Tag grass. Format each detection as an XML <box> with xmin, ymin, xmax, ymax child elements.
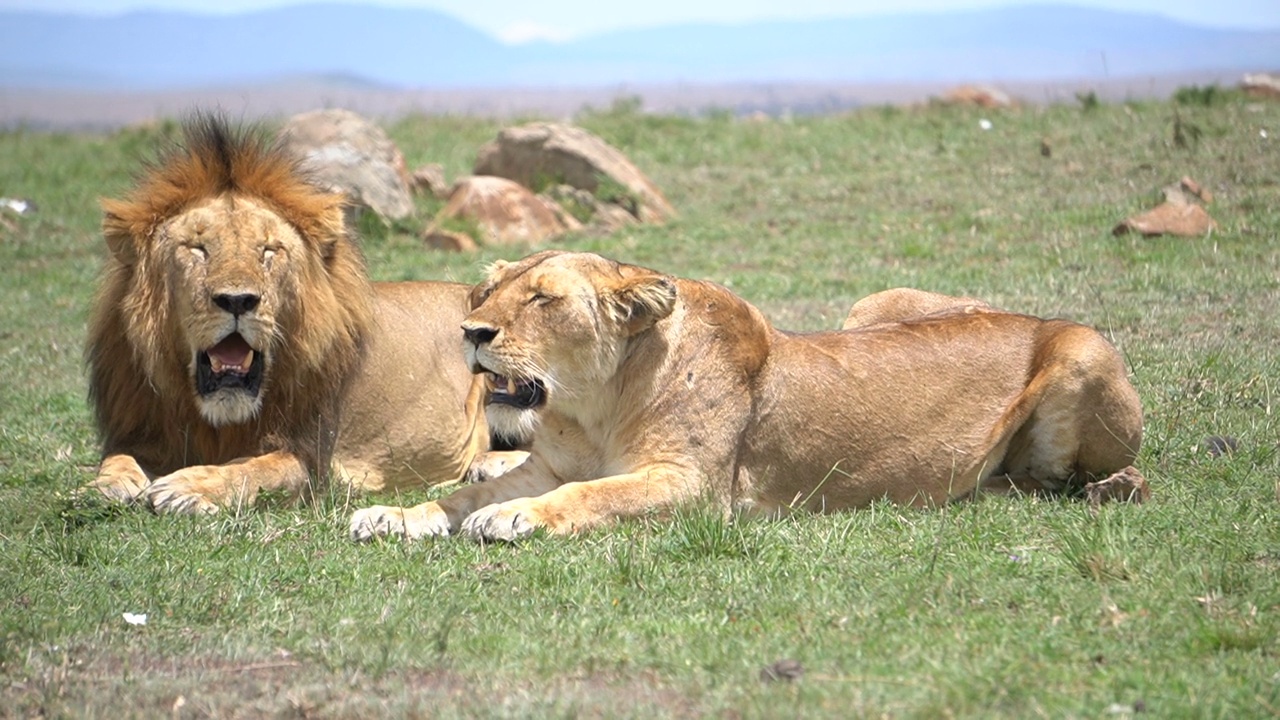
<box><xmin>2</xmin><ymin>94</ymin><xmax>1279</xmax><ymax>717</ymax></box>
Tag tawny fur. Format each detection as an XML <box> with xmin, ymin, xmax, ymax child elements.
<box><xmin>842</xmin><ymin>287</ymin><xmax>993</xmax><ymax>329</ymax></box>
<box><xmin>350</xmin><ymin>252</ymin><xmax>1145</xmax><ymax>542</ymax></box>
<box><xmin>85</xmin><ymin>115</ymin><xmax>491</xmax><ymax>513</ymax></box>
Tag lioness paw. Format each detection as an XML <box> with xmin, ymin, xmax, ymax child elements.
<box><xmin>460</xmin><ymin>500</ymin><xmax>543</xmax><ymax>542</ymax></box>
<box><xmin>349</xmin><ymin>503</ymin><xmax>450</xmax><ymax>542</ymax></box>
<box><xmin>463</xmin><ymin>450</ymin><xmax>532</xmax><ymax>484</ymax></box>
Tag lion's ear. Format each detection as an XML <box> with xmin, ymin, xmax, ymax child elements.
<box><xmin>100</xmin><ymin>199</ymin><xmax>141</xmax><ymax>265</ymax></box>
<box><xmin>469</xmin><ymin>259</ymin><xmax>510</xmax><ymax>309</ymax></box>
<box><xmin>607</xmin><ymin>274</ymin><xmax>677</xmax><ymax>335</ymax></box>
<box><xmin>468</xmin><ymin>282</ymin><xmax>491</xmax><ymax>311</ymax></box>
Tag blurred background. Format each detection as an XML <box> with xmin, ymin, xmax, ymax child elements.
<box><xmin>1</xmin><ymin>0</ymin><xmax>1278</xmax><ymax>128</ymax></box>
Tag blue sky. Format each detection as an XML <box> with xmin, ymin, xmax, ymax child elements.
<box><xmin>5</xmin><ymin>0</ymin><xmax>1277</xmax><ymax>41</ymax></box>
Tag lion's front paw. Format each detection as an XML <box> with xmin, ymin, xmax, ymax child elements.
<box><xmin>80</xmin><ymin>474</ymin><xmax>147</xmax><ymax>505</ymax></box>
<box><xmin>142</xmin><ymin>466</ymin><xmax>234</xmax><ymax>515</ymax></box>
<box><xmin>349</xmin><ymin>503</ymin><xmax>451</xmax><ymax>542</ymax></box>
<box><xmin>460</xmin><ymin>500</ymin><xmax>544</xmax><ymax>542</ymax></box>
<box><xmin>143</xmin><ymin>476</ymin><xmax>221</xmax><ymax>515</ymax></box>
<box><xmin>81</xmin><ymin>455</ymin><xmax>151</xmax><ymax>504</ymax></box>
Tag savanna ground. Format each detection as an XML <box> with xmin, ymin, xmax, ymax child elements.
<box><xmin>1</xmin><ymin>91</ymin><xmax>1278</xmax><ymax>718</ymax></box>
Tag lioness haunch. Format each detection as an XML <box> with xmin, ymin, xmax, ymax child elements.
<box><xmin>350</xmin><ymin>251</ymin><xmax>1145</xmax><ymax>542</ymax></box>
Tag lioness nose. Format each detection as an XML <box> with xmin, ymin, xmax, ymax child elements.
<box><xmin>462</xmin><ymin>323</ymin><xmax>498</xmax><ymax>346</ymax></box>
<box><xmin>213</xmin><ymin>292</ymin><xmax>260</xmax><ymax>316</ymax></box>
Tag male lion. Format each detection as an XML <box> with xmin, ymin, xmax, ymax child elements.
<box><xmin>83</xmin><ymin>115</ymin><xmax>495</xmax><ymax>513</ymax></box>
<box><xmin>349</xmin><ymin>251</ymin><xmax>1145</xmax><ymax>542</ymax></box>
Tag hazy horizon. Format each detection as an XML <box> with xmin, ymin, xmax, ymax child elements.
<box><xmin>1</xmin><ymin>0</ymin><xmax>1276</xmax><ymax>43</ymax></box>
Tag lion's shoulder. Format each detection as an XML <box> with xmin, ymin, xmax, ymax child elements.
<box><xmin>671</xmin><ymin>279</ymin><xmax>772</xmax><ymax>377</ymax></box>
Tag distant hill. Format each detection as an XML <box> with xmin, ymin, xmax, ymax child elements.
<box><xmin>1</xmin><ymin>3</ymin><xmax>1277</xmax><ymax>89</ymax></box>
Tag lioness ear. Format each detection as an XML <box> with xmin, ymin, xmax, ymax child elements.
<box><xmin>607</xmin><ymin>274</ymin><xmax>677</xmax><ymax>335</ymax></box>
<box><xmin>468</xmin><ymin>282</ymin><xmax>491</xmax><ymax>311</ymax></box>
<box><xmin>100</xmin><ymin>198</ymin><xmax>141</xmax><ymax>265</ymax></box>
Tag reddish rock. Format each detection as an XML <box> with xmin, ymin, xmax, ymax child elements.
<box><xmin>432</xmin><ymin>176</ymin><xmax>580</xmax><ymax>247</ymax></box>
<box><xmin>474</xmin><ymin>122</ymin><xmax>675</xmax><ymax>224</ymax></box>
<box><xmin>939</xmin><ymin>84</ymin><xmax>1015</xmax><ymax>108</ymax></box>
<box><xmin>422</xmin><ymin>228</ymin><xmax>477</xmax><ymax>253</ymax></box>
<box><xmin>1241</xmin><ymin>72</ymin><xmax>1280</xmax><ymax>99</ymax></box>
<box><xmin>1113</xmin><ymin>202</ymin><xmax>1217</xmax><ymax>237</ymax></box>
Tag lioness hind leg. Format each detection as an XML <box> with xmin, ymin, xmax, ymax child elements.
<box><xmin>995</xmin><ymin>326</ymin><xmax>1143</xmax><ymax>498</ymax></box>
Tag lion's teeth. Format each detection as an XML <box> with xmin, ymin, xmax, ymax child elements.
<box><xmin>243</xmin><ymin>350</ymin><xmax>254</xmax><ymax>371</ymax></box>
<box><xmin>506</xmin><ymin>378</ymin><xmax>516</xmax><ymax>395</ymax></box>
<box><xmin>211</xmin><ymin>357</ymin><xmax>225</xmax><ymax>373</ymax></box>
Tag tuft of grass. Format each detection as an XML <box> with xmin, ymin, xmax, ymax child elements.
<box><xmin>660</xmin><ymin>503</ymin><xmax>760</xmax><ymax>561</ymax></box>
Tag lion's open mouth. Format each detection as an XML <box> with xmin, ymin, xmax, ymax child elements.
<box><xmin>195</xmin><ymin>332</ymin><xmax>264</xmax><ymax>397</ymax></box>
<box><xmin>484</xmin><ymin>372</ymin><xmax>547</xmax><ymax>409</ymax></box>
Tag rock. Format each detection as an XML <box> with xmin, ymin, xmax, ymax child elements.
<box><xmin>1174</xmin><ymin>176</ymin><xmax>1212</xmax><ymax>204</ymax></box>
<box><xmin>1241</xmin><ymin>72</ymin><xmax>1280</xmax><ymax>99</ymax></box>
<box><xmin>538</xmin><ymin>184</ymin><xmax>641</xmax><ymax>234</ymax></box>
<box><xmin>474</xmin><ymin>122</ymin><xmax>676</xmax><ymax>224</ymax></box>
<box><xmin>411</xmin><ymin>163</ymin><xmax>450</xmax><ymax>199</ymax></box>
<box><xmin>589</xmin><ymin>203</ymin><xmax>641</xmax><ymax>233</ymax></box>
<box><xmin>760</xmin><ymin>659</ymin><xmax>804</xmax><ymax>683</ymax></box>
<box><xmin>422</xmin><ymin>228</ymin><xmax>477</xmax><ymax>253</ymax></box>
<box><xmin>1084</xmin><ymin>466</ymin><xmax>1150</xmax><ymax>508</ymax></box>
<box><xmin>431</xmin><ymin>176</ymin><xmax>580</xmax><ymax>247</ymax></box>
<box><xmin>1114</xmin><ymin>176</ymin><xmax>1217</xmax><ymax>237</ymax></box>
<box><xmin>939</xmin><ymin>84</ymin><xmax>1016</xmax><ymax>108</ymax></box>
<box><xmin>1202</xmin><ymin>436</ymin><xmax>1239</xmax><ymax>458</ymax></box>
<box><xmin>0</xmin><ymin>197</ymin><xmax>37</xmax><ymax>215</ymax></box>
<box><xmin>278</xmin><ymin>109</ymin><xmax>414</xmax><ymax>221</ymax></box>
<box><xmin>1113</xmin><ymin>202</ymin><xmax>1217</xmax><ymax>237</ymax></box>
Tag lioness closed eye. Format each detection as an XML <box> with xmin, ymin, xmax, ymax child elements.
<box><xmin>82</xmin><ymin>114</ymin><xmax>501</xmax><ymax>514</ymax></box>
<box><xmin>350</xmin><ymin>250</ymin><xmax>1145</xmax><ymax>542</ymax></box>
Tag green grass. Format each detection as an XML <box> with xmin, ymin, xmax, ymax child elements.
<box><xmin>2</xmin><ymin>95</ymin><xmax>1279</xmax><ymax>717</ymax></box>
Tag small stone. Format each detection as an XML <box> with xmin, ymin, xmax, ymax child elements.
<box><xmin>760</xmin><ymin>658</ymin><xmax>804</xmax><ymax>683</ymax></box>
<box><xmin>422</xmin><ymin>228</ymin><xmax>477</xmax><ymax>253</ymax></box>
<box><xmin>1085</xmin><ymin>466</ymin><xmax>1150</xmax><ymax>508</ymax></box>
<box><xmin>1203</xmin><ymin>436</ymin><xmax>1239</xmax><ymax>458</ymax></box>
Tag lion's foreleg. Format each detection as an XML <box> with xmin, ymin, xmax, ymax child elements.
<box><xmin>83</xmin><ymin>453</ymin><xmax>154</xmax><ymax>503</ymax></box>
<box><xmin>349</xmin><ymin>458</ymin><xmax>558</xmax><ymax>541</ymax></box>
<box><xmin>143</xmin><ymin>451</ymin><xmax>310</xmax><ymax>515</ymax></box>
<box><xmin>460</xmin><ymin>464</ymin><xmax>704</xmax><ymax>542</ymax></box>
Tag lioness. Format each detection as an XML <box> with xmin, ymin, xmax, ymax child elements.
<box><xmin>83</xmin><ymin>115</ymin><xmax>495</xmax><ymax>513</ymax></box>
<box><xmin>349</xmin><ymin>251</ymin><xmax>1144</xmax><ymax>542</ymax></box>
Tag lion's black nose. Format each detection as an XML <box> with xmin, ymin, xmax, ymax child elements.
<box><xmin>213</xmin><ymin>293</ymin><xmax>260</xmax><ymax>316</ymax></box>
<box><xmin>462</xmin><ymin>323</ymin><xmax>498</xmax><ymax>346</ymax></box>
